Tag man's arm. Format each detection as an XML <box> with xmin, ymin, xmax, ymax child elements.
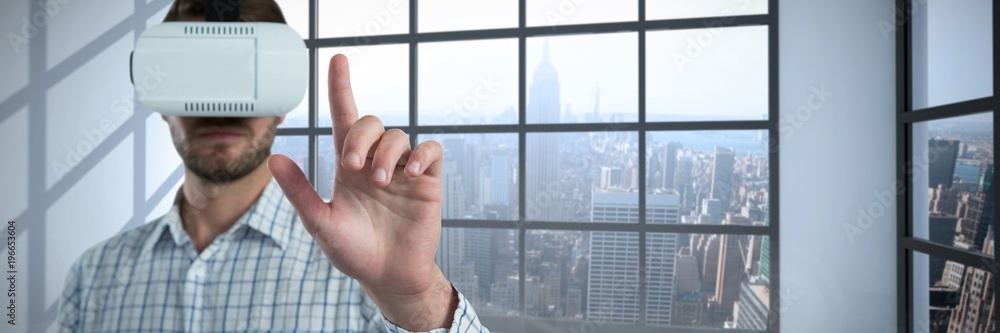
<box><xmin>363</xmin><ymin>283</ymin><xmax>489</xmax><ymax>333</ymax></box>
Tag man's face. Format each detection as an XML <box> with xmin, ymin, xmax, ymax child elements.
<box><xmin>165</xmin><ymin>116</ymin><xmax>283</xmax><ymax>183</ymax></box>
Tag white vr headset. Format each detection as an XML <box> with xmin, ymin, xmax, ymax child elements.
<box><xmin>131</xmin><ymin>1</ymin><xmax>307</xmax><ymax>117</ymax></box>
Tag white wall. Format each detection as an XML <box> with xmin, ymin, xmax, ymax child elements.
<box><xmin>0</xmin><ymin>1</ymin><xmax>178</xmax><ymax>332</ymax></box>
<box><xmin>779</xmin><ymin>0</ymin><xmax>897</xmax><ymax>332</ymax></box>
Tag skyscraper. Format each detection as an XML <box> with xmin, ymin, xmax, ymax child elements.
<box><xmin>588</xmin><ymin>189</ymin><xmax>679</xmax><ymax>324</ymax></box>
<box><xmin>527</xmin><ymin>39</ymin><xmax>563</xmax><ymax>221</ymax></box>
<box><xmin>758</xmin><ymin>207</ymin><xmax>771</xmax><ymax>284</ymax></box>
<box><xmin>947</xmin><ymin>228</ymin><xmax>995</xmax><ymax>333</ymax></box>
<box><xmin>928</xmin><ymin>139</ymin><xmax>960</xmax><ymax>189</ymax></box>
<box><xmin>734</xmin><ymin>281</ymin><xmax>770</xmax><ymax>330</ymax></box>
<box><xmin>713</xmin><ymin>226</ymin><xmax>749</xmax><ymax>321</ymax></box>
<box><xmin>662</xmin><ymin>142</ymin><xmax>683</xmax><ymax>190</ymax></box>
<box><xmin>647</xmin><ymin>191</ymin><xmax>681</xmax><ymax>325</ymax></box>
<box><xmin>711</xmin><ymin>147</ymin><xmax>736</xmax><ymax>211</ymax></box>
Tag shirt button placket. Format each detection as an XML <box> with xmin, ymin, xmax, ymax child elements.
<box><xmin>186</xmin><ymin>258</ymin><xmax>206</xmax><ymax>333</ymax></box>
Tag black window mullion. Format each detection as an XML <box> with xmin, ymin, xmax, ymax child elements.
<box><xmin>307</xmin><ymin>0</ymin><xmax>318</xmax><ymax>186</ymax></box>
<box><xmin>409</xmin><ymin>0</ymin><xmax>418</xmax><ymax>149</ymax></box>
<box><xmin>767</xmin><ymin>0</ymin><xmax>781</xmax><ymax>330</ymax></box>
<box><xmin>637</xmin><ymin>0</ymin><xmax>648</xmax><ymax>325</ymax></box>
<box><xmin>304</xmin><ymin>15</ymin><xmax>773</xmax><ymax>48</ymax></box>
<box><xmin>517</xmin><ymin>0</ymin><xmax>527</xmax><ymax>319</ymax></box>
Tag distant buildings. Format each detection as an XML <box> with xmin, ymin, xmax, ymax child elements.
<box><xmin>928</xmin><ymin>139</ymin><xmax>961</xmax><ymax>189</ymax></box>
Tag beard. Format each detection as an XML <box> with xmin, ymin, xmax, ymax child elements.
<box><xmin>170</xmin><ymin>117</ymin><xmax>279</xmax><ymax>184</ymax></box>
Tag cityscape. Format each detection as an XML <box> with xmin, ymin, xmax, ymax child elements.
<box><xmin>428</xmin><ymin>41</ymin><xmax>772</xmax><ymax>329</ymax></box>
<box><xmin>921</xmin><ymin>114</ymin><xmax>995</xmax><ymax>333</ymax></box>
<box><xmin>272</xmin><ymin>41</ymin><xmax>774</xmax><ymax>329</ymax></box>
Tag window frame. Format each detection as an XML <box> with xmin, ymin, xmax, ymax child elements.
<box><xmin>277</xmin><ymin>1</ymin><xmax>780</xmax><ymax>331</ymax></box>
<box><xmin>896</xmin><ymin>0</ymin><xmax>999</xmax><ymax>332</ymax></box>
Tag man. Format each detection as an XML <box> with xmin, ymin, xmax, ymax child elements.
<box><xmin>56</xmin><ymin>1</ymin><xmax>488</xmax><ymax>332</ymax></box>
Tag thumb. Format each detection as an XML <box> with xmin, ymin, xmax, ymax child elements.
<box><xmin>268</xmin><ymin>154</ymin><xmax>327</xmax><ymax>230</ymax></box>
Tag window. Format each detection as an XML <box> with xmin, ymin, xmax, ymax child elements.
<box><xmin>277</xmin><ymin>1</ymin><xmax>777</xmax><ymax>331</ymax></box>
<box><xmin>898</xmin><ymin>0</ymin><xmax>997</xmax><ymax>332</ymax></box>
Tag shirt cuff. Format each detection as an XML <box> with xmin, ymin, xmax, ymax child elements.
<box><xmin>382</xmin><ymin>284</ymin><xmax>488</xmax><ymax>333</ymax></box>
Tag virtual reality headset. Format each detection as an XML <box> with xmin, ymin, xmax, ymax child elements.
<box><xmin>130</xmin><ymin>1</ymin><xmax>307</xmax><ymax>117</ymax></box>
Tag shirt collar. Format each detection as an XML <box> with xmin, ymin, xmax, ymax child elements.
<box><xmin>143</xmin><ymin>178</ymin><xmax>297</xmax><ymax>253</ymax></box>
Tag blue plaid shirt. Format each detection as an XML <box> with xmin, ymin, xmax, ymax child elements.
<box><xmin>56</xmin><ymin>179</ymin><xmax>488</xmax><ymax>332</ymax></box>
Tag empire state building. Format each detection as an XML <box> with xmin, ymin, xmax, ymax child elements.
<box><xmin>527</xmin><ymin>40</ymin><xmax>563</xmax><ymax>221</ymax></box>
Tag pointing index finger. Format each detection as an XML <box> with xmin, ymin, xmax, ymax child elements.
<box><xmin>329</xmin><ymin>54</ymin><xmax>359</xmax><ymax>155</ymax></box>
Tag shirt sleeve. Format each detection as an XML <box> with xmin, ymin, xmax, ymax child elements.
<box><xmin>56</xmin><ymin>256</ymin><xmax>84</xmax><ymax>333</ymax></box>
<box><xmin>380</xmin><ymin>285</ymin><xmax>489</xmax><ymax>333</ymax></box>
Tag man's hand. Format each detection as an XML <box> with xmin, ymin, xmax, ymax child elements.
<box><xmin>268</xmin><ymin>54</ymin><xmax>456</xmax><ymax>331</ymax></box>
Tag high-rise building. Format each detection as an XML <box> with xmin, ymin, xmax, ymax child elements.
<box><xmin>647</xmin><ymin>191</ymin><xmax>681</xmax><ymax>325</ymax></box>
<box><xmin>674</xmin><ymin>249</ymin><xmax>701</xmax><ymax>295</ymax></box>
<box><xmin>711</xmin><ymin>147</ymin><xmax>736</xmax><ymax>211</ymax></box>
<box><xmin>947</xmin><ymin>229</ymin><xmax>995</xmax><ymax>333</ymax></box>
<box><xmin>713</xmin><ymin>230</ymin><xmax>748</xmax><ymax>321</ymax></box>
<box><xmin>956</xmin><ymin>192</ymin><xmax>993</xmax><ymax>251</ymax></box>
<box><xmin>436</xmin><ymin>228</ymin><xmax>495</xmax><ymax>304</ymax></box>
<box><xmin>746</xmin><ymin>222</ymin><xmax>766</xmax><ymax>278</ymax></box>
<box><xmin>928</xmin><ymin>139</ymin><xmax>960</xmax><ymax>189</ymax></box>
<box><xmin>758</xmin><ymin>207</ymin><xmax>771</xmax><ymax>284</ymax></box>
<box><xmin>442</xmin><ymin>160</ymin><xmax>465</xmax><ymax>219</ymax></box>
<box><xmin>659</xmin><ymin>142</ymin><xmax>683</xmax><ymax>190</ymax></box>
<box><xmin>672</xmin><ymin>292</ymin><xmax>707</xmax><ymax>327</ymax></box>
<box><xmin>489</xmin><ymin>148</ymin><xmax>512</xmax><ymax>205</ymax></box>
<box><xmin>701</xmin><ymin>198</ymin><xmax>722</xmax><ymax>224</ymax></box>
<box><xmin>588</xmin><ymin>189</ymin><xmax>679</xmax><ymax>324</ymax></box>
<box><xmin>699</xmin><ymin>235</ymin><xmax>721</xmax><ymax>295</ymax></box>
<box><xmin>734</xmin><ymin>282</ymin><xmax>770</xmax><ymax>330</ymax></box>
<box><xmin>674</xmin><ymin>155</ymin><xmax>694</xmax><ymax>211</ymax></box>
<box><xmin>527</xmin><ymin>39</ymin><xmax>562</xmax><ymax>221</ymax></box>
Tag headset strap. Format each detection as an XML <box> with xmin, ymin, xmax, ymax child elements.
<box><xmin>205</xmin><ymin>0</ymin><xmax>240</xmax><ymax>22</ymax></box>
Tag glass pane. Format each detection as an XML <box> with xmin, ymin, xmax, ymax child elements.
<box><xmin>646</xmin><ymin>26</ymin><xmax>768</xmax><ymax>122</ymax></box>
<box><xmin>526</xmin><ymin>230</ymin><xmax>640</xmax><ymax>322</ymax></box>
<box><xmin>649</xmin><ymin>233</ymin><xmax>771</xmax><ymax>328</ymax></box>
<box><xmin>912</xmin><ymin>250</ymin><xmax>995</xmax><ymax>332</ymax></box>
<box><xmin>527</xmin><ymin>0</ymin><xmax>637</xmax><ymax>26</ymax></box>
<box><xmin>317</xmin><ymin>136</ymin><xmax>336</xmax><ymax>200</ymax></box>
<box><xmin>418</xmin><ymin>39</ymin><xmax>519</xmax><ymax>126</ymax></box>
<box><xmin>318</xmin><ymin>0</ymin><xmax>409</xmax><ymax>38</ymax></box>
<box><xmin>646</xmin><ymin>0</ymin><xmax>768</xmax><ymax>20</ymax></box>
<box><xmin>419</xmin><ymin>0</ymin><xmax>518</xmax><ymax>32</ymax></box>
<box><xmin>526</xmin><ymin>33</ymin><xmax>638</xmax><ymax>124</ymax></box>
<box><xmin>437</xmin><ymin>228</ymin><xmax>520</xmax><ymax>316</ymax></box>
<box><xmin>911</xmin><ymin>0</ymin><xmax>993</xmax><ymax>109</ymax></box>
<box><xmin>526</xmin><ymin>132</ymin><xmax>639</xmax><ymax>222</ymax></box>
<box><xmin>418</xmin><ymin>134</ymin><xmax>519</xmax><ymax>220</ymax></box>
<box><xmin>912</xmin><ymin>112</ymin><xmax>994</xmax><ymax>256</ymax></box>
<box><xmin>274</xmin><ymin>0</ymin><xmax>309</xmax><ymax>39</ymax></box>
<box><xmin>647</xmin><ymin>131</ymin><xmax>770</xmax><ymax>225</ymax></box>
<box><xmin>271</xmin><ymin>136</ymin><xmax>309</xmax><ymax>177</ymax></box>
<box><xmin>318</xmin><ymin>45</ymin><xmax>409</xmax><ymax>128</ymax></box>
